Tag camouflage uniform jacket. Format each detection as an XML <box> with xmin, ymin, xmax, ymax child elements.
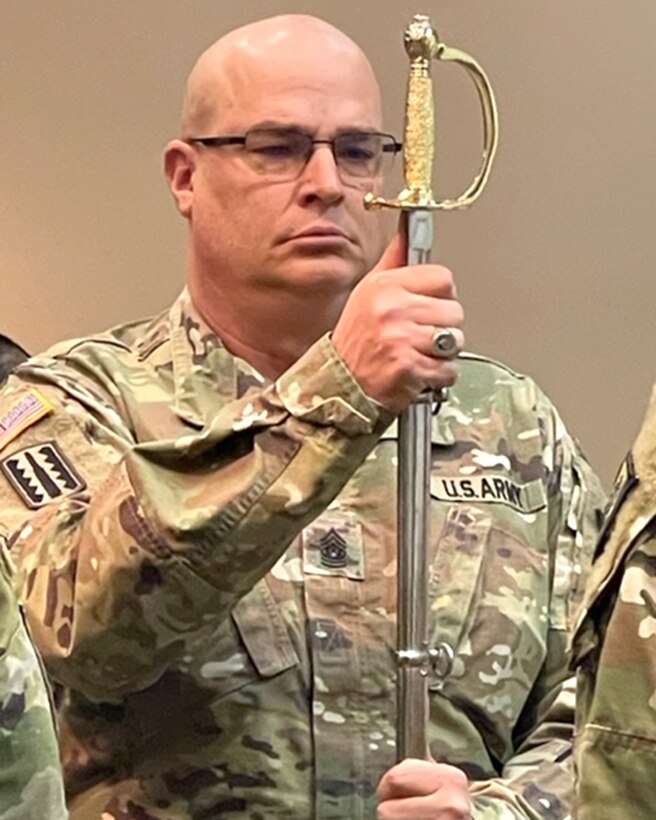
<box><xmin>0</xmin><ymin>355</ymin><xmax>67</xmax><ymax>819</ymax></box>
<box><xmin>0</xmin><ymin>545</ymin><xmax>67</xmax><ymax>819</ymax></box>
<box><xmin>0</xmin><ymin>290</ymin><xmax>604</xmax><ymax>820</ymax></box>
<box><xmin>572</xmin><ymin>385</ymin><xmax>656</xmax><ymax>820</ymax></box>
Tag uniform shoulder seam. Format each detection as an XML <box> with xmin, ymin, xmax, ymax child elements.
<box><xmin>459</xmin><ymin>351</ymin><xmax>530</xmax><ymax>381</ymax></box>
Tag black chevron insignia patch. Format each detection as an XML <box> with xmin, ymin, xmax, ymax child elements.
<box><xmin>1</xmin><ymin>441</ymin><xmax>86</xmax><ymax>509</ymax></box>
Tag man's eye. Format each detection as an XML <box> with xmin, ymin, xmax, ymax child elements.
<box><xmin>251</xmin><ymin>142</ymin><xmax>295</xmax><ymax>157</ymax></box>
<box><xmin>339</xmin><ymin>144</ymin><xmax>376</xmax><ymax>162</ymax></box>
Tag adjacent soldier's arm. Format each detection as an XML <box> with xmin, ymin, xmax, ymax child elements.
<box><xmin>573</xmin><ymin>385</ymin><xmax>656</xmax><ymax>820</ymax></box>
<box><xmin>468</xmin><ymin>395</ymin><xmax>606</xmax><ymax>818</ymax></box>
<box><xmin>0</xmin><ymin>539</ymin><xmax>67</xmax><ymax>819</ymax></box>
<box><xmin>0</xmin><ymin>336</ymin><xmax>391</xmax><ymax>702</ymax></box>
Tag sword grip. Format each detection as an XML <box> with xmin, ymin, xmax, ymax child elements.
<box><xmin>403</xmin><ymin>58</ymin><xmax>436</xmax><ymax>199</ymax></box>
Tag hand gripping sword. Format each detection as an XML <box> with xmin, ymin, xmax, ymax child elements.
<box><xmin>364</xmin><ymin>14</ymin><xmax>499</xmax><ymax>760</ymax></box>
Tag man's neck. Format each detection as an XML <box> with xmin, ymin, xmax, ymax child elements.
<box><xmin>189</xmin><ymin>279</ymin><xmax>344</xmax><ymax>381</ymax></box>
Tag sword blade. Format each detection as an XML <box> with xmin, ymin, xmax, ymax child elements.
<box><xmin>396</xmin><ymin>207</ymin><xmax>434</xmax><ymax>760</ymax></box>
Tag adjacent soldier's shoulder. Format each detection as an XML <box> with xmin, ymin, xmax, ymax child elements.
<box><xmin>457</xmin><ymin>350</ymin><xmax>536</xmax><ymax>386</ymax></box>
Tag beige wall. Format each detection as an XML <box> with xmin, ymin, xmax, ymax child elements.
<box><xmin>2</xmin><ymin>1</ymin><xmax>654</xmax><ymax>485</ymax></box>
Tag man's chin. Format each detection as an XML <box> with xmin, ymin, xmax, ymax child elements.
<box><xmin>273</xmin><ymin>258</ymin><xmax>366</xmax><ymax>293</ymax></box>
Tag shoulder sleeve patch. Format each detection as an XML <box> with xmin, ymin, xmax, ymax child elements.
<box><xmin>0</xmin><ymin>389</ymin><xmax>54</xmax><ymax>453</ymax></box>
<box><xmin>1</xmin><ymin>441</ymin><xmax>86</xmax><ymax>509</ymax></box>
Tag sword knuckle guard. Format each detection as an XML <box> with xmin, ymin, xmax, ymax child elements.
<box><xmin>365</xmin><ymin>13</ymin><xmax>498</xmax><ymax>214</ymax></box>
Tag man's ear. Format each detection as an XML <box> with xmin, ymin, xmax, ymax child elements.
<box><xmin>163</xmin><ymin>139</ymin><xmax>197</xmax><ymax>218</ymax></box>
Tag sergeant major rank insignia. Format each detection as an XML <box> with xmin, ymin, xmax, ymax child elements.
<box><xmin>1</xmin><ymin>441</ymin><xmax>86</xmax><ymax>509</ymax></box>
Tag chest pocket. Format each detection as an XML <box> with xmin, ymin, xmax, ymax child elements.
<box><xmin>428</xmin><ymin>504</ymin><xmax>490</xmax><ymax>665</ymax></box>
<box><xmin>232</xmin><ymin>578</ymin><xmax>298</xmax><ymax>678</ymax></box>
<box><xmin>169</xmin><ymin>577</ymin><xmax>298</xmax><ymax>700</ymax></box>
<box><xmin>427</xmin><ymin>498</ymin><xmax>551</xmax><ymax>691</ymax></box>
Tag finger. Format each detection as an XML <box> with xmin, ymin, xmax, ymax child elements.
<box><xmin>397</xmin><ymin>212</ymin><xmax>408</xmax><ymax>249</ymax></box>
<box><xmin>396</xmin><ymin>265</ymin><xmax>458</xmax><ymax>299</ymax></box>
<box><xmin>419</xmin><ymin>358</ymin><xmax>460</xmax><ymax>392</ymax></box>
<box><xmin>376</xmin><ymin>759</ymin><xmax>445</xmax><ymax>802</ymax></box>
<box><xmin>372</xmin><ymin>232</ymin><xmax>407</xmax><ymax>272</ymax></box>
<box><xmin>402</xmin><ymin>296</ymin><xmax>464</xmax><ymax>329</ymax></box>
<box><xmin>377</xmin><ymin>792</ymin><xmax>472</xmax><ymax>820</ymax></box>
<box><xmin>365</xmin><ymin>265</ymin><xmax>457</xmax><ymax>301</ymax></box>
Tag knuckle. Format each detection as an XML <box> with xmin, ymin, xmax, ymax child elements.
<box><xmin>439</xmin><ymin>363</ymin><xmax>459</xmax><ymax>385</ymax></box>
<box><xmin>437</xmin><ymin>265</ymin><xmax>455</xmax><ymax>290</ymax></box>
<box><xmin>384</xmin><ymin>767</ymin><xmax>407</xmax><ymax>793</ymax></box>
<box><xmin>378</xmin><ymin>302</ymin><xmax>404</xmax><ymax>324</ymax></box>
<box><xmin>438</xmin><ymin>298</ymin><xmax>463</xmax><ymax>325</ymax></box>
<box><xmin>453</xmin><ymin>768</ymin><xmax>469</xmax><ymax>788</ymax></box>
<box><xmin>370</xmin><ymin>268</ymin><xmax>396</xmax><ymax>290</ymax></box>
<box><xmin>452</xmin><ymin>799</ymin><xmax>473</xmax><ymax>818</ymax></box>
<box><xmin>369</xmin><ymin>293</ymin><xmax>404</xmax><ymax>325</ymax></box>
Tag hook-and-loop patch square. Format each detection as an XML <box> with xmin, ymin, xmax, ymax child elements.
<box><xmin>1</xmin><ymin>441</ymin><xmax>86</xmax><ymax>509</ymax></box>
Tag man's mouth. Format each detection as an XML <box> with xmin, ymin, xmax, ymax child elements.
<box><xmin>283</xmin><ymin>224</ymin><xmax>352</xmax><ymax>243</ymax></box>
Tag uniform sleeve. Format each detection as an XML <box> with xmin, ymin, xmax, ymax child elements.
<box><xmin>469</xmin><ymin>393</ymin><xmax>606</xmax><ymax>819</ymax></box>
<box><xmin>572</xmin><ymin>386</ymin><xmax>656</xmax><ymax>820</ymax></box>
<box><xmin>0</xmin><ymin>336</ymin><xmax>392</xmax><ymax>702</ymax></box>
<box><xmin>0</xmin><ymin>539</ymin><xmax>68</xmax><ymax>819</ymax></box>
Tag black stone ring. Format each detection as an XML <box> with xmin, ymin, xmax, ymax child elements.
<box><xmin>431</xmin><ymin>327</ymin><xmax>460</xmax><ymax>359</ymax></box>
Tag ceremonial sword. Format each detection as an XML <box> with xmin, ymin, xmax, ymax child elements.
<box><xmin>365</xmin><ymin>14</ymin><xmax>499</xmax><ymax>760</ymax></box>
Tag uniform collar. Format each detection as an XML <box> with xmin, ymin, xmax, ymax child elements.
<box><xmin>162</xmin><ymin>289</ymin><xmax>457</xmax><ymax>443</ymax></box>
<box><xmin>167</xmin><ymin>289</ymin><xmax>266</xmax><ymax>428</ymax></box>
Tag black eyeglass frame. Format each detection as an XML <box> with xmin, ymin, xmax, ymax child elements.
<box><xmin>185</xmin><ymin>128</ymin><xmax>403</xmax><ymax>177</ymax></box>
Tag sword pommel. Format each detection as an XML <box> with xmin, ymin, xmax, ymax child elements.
<box><xmin>404</xmin><ymin>15</ymin><xmax>440</xmax><ymax>63</ymax></box>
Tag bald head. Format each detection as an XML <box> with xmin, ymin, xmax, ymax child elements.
<box><xmin>180</xmin><ymin>15</ymin><xmax>381</xmax><ymax>137</ymax></box>
<box><xmin>164</xmin><ymin>12</ymin><xmax>390</xmax><ymax>346</ymax></box>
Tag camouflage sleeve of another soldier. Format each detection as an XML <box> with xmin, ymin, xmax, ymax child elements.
<box><xmin>0</xmin><ymin>336</ymin><xmax>28</xmax><ymax>386</ymax></box>
<box><xmin>572</xmin><ymin>384</ymin><xmax>656</xmax><ymax>820</ymax></box>
<box><xmin>0</xmin><ymin>542</ymin><xmax>68</xmax><ymax>820</ymax></box>
<box><xmin>0</xmin><ymin>335</ymin><xmax>67</xmax><ymax>819</ymax></box>
<box><xmin>0</xmin><ymin>328</ymin><xmax>392</xmax><ymax>703</ymax></box>
<box><xmin>464</xmin><ymin>380</ymin><xmax>607</xmax><ymax>818</ymax></box>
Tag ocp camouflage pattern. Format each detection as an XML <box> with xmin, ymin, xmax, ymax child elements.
<box><xmin>572</xmin><ymin>384</ymin><xmax>656</xmax><ymax>820</ymax></box>
<box><xmin>0</xmin><ymin>541</ymin><xmax>67</xmax><ymax>819</ymax></box>
<box><xmin>0</xmin><ymin>349</ymin><xmax>67</xmax><ymax>819</ymax></box>
<box><xmin>0</xmin><ymin>290</ymin><xmax>605</xmax><ymax>819</ymax></box>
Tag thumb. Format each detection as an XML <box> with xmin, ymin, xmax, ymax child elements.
<box><xmin>372</xmin><ymin>229</ymin><xmax>407</xmax><ymax>272</ymax></box>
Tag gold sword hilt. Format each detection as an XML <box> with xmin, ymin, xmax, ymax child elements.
<box><xmin>365</xmin><ymin>13</ymin><xmax>499</xmax><ymax>212</ymax></box>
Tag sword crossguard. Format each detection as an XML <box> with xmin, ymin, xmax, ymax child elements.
<box><xmin>365</xmin><ymin>13</ymin><xmax>499</xmax><ymax>213</ymax></box>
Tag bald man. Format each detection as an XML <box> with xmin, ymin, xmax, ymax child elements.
<box><xmin>0</xmin><ymin>15</ymin><xmax>603</xmax><ymax>820</ymax></box>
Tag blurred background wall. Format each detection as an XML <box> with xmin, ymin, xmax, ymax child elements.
<box><xmin>2</xmin><ymin>0</ymin><xmax>654</xmax><ymax>485</ymax></box>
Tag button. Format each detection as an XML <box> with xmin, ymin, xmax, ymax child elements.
<box><xmin>430</xmin><ymin>642</ymin><xmax>455</xmax><ymax>679</ymax></box>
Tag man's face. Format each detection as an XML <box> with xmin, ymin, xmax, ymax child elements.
<box><xmin>180</xmin><ymin>46</ymin><xmax>389</xmax><ymax>305</ymax></box>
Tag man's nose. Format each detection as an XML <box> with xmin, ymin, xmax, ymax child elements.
<box><xmin>297</xmin><ymin>145</ymin><xmax>344</xmax><ymax>205</ymax></box>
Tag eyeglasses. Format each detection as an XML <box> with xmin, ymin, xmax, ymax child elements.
<box><xmin>186</xmin><ymin>127</ymin><xmax>402</xmax><ymax>180</ymax></box>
